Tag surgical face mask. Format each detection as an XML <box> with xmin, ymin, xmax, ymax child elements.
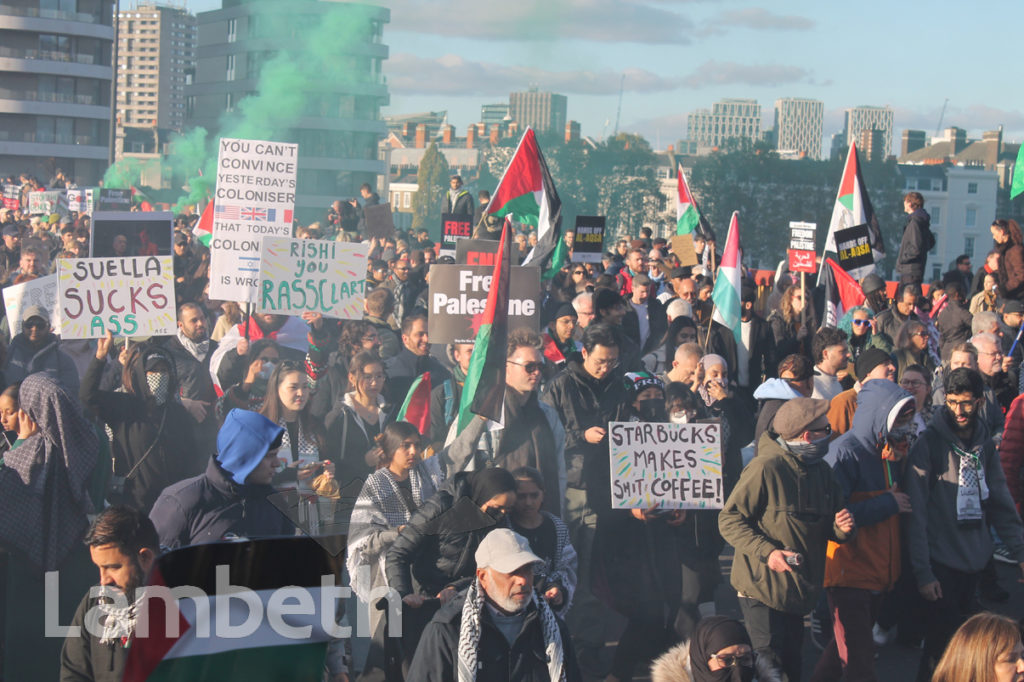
<box><xmin>670</xmin><ymin>411</ymin><xmax>691</xmax><ymax>425</ymax></box>
<box><xmin>146</xmin><ymin>372</ymin><xmax>170</xmax><ymax>405</ymax></box>
<box><xmin>638</xmin><ymin>399</ymin><xmax>666</xmax><ymax>422</ymax></box>
<box><xmin>782</xmin><ymin>434</ymin><xmax>830</xmax><ymax>462</ymax></box>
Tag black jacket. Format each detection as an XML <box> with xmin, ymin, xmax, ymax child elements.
<box><xmin>407</xmin><ymin>590</ymin><xmax>581</xmax><ymax>682</ymax></box>
<box><xmin>81</xmin><ymin>356</ymin><xmax>200</xmax><ymax>513</ymax></box>
<box><xmin>767</xmin><ymin>310</ymin><xmax>812</xmax><ymax>361</ymax></box>
<box><xmin>161</xmin><ymin>335</ymin><xmax>218</xmax><ymax>404</ymax></box>
<box><xmin>622</xmin><ymin>298</ymin><xmax>668</xmax><ymax>356</ymax></box>
<box><xmin>385</xmin><ymin>472</ymin><xmax>496</xmax><ymax>597</ymax></box>
<box><xmin>935</xmin><ymin>299</ymin><xmax>973</xmax><ymax>361</ymax></box>
<box><xmin>149</xmin><ymin>456</ymin><xmax>295</xmax><ymax>549</ymax></box>
<box><xmin>541</xmin><ymin>361</ymin><xmax>627</xmax><ymax>507</ymax></box>
<box><xmin>383</xmin><ymin>347</ymin><xmax>451</xmax><ymax>406</ymax></box>
<box><xmin>445</xmin><ymin>188</ymin><xmax>475</xmax><ymax>217</ymax></box>
<box><xmin>59</xmin><ymin>593</ymin><xmax>127</xmax><ymax>682</ymax></box>
<box><xmin>740</xmin><ymin>313</ymin><xmax>776</xmax><ymax>388</ymax></box>
<box><xmin>896</xmin><ymin>208</ymin><xmax>931</xmax><ymax>283</ymax></box>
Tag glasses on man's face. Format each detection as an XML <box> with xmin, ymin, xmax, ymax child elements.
<box><xmin>806</xmin><ymin>424</ymin><xmax>832</xmax><ymax>437</ymax></box>
<box><xmin>900</xmin><ymin>379</ymin><xmax>926</xmax><ymax>389</ymax></box>
<box><xmin>978</xmin><ymin>349</ymin><xmax>1003</xmax><ymax>357</ymax></box>
<box><xmin>946</xmin><ymin>398</ymin><xmax>977</xmax><ymax>413</ymax></box>
<box><xmin>591</xmin><ymin>358</ymin><xmax>619</xmax><ymax>370</ymax></box>
<box><xmin>710</xmin><ymin>653</ymin><xmax>754</xmax><ymax>668</ymax></box>
<box><xmin>507</xmin><ymin>360</ymin><xmax>543</xmax><ymax>375</ymax></box>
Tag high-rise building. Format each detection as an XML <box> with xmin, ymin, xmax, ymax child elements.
<box><xmin>0</xmin><ymin>0</ymin><xmax>115</xmax><ymax>184</ymax></box>
<box><xmin>481</xmin><ymin>103</ymin><xmax>508</xmax><ymax>128</ymax></box>
<box><xmin>858</xmin><ymin>128</ymin><xmax>887</xmax><ymax>163</ymax></box>
<box><xmin>901</xmin><ymin>129</ymin><xmax>927</xmax><ymax>157</ymax></box>
<box><xmin>509</xmin><ymin>89</ymin><xmax>566</xmax><ymax>134</ymax></box>
<box><xmin>687</xmin><ymin>98</ymin><xmax>761</xmax><ymax>152</ymax></box>
<box><xmin>773</xmin><ymin>97</ymin><xmax>823</xmax><ymax>159</ymax></box>
<box><xmin>187</xmin><ymin>0</ymin><xmax>389</xmax><ymax>221</ymax></box>
<box><xmin>842</xmin><ymin>105</ymin><xmax>894</xmax><ymax>159</ymax></box>
<box><xmin>115</xmin><ymin>4</ymin><xmax>196</xmax><ymax>155</ymax></box>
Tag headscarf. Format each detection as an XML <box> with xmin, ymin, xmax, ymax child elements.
<box><xmin>468</xmin><ymin>467</ymin><xmax>517</xmax><ymax>506</ymax></box>
<box><xmin>689</xmin><ymin>616</ymin><xmax>754</xmax><ymax>682</ymax></box>
<box><xmin>0</xmin><ymin>373</ymin><xmax>98</xmax><ymax>570</ymax></box>
<box><xmin>697</xmin><ymin>354</ymin><xmax>728</xmax><ymax>407</ymax></box>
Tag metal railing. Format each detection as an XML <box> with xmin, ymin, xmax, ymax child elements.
<box><xmin>0</xmin><ymin>131</ymin><xmax>101</xmax><ymax>146</ymax></box>
<box><xmin>0</xmin><ymin>45</ymin><xmax>98</xmax><ymax>65</ymax></box>
<box><xmin>0</xmin><ymin>4</ymin><xmax>104</xmax><ymax>25</ymax></box>
<box><xmin>0</xmin><ymin>87</ymin><xmax>97</xmax><ymax>105</ymax></box>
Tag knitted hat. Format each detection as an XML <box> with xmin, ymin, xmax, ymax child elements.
<box><xmin>624</xmin><ymin>371</ymin><xmax>664</xmax><ymax>397</ymax></box>
<box><xmin>854</xmin><ymin>347</ymin><xmax>893</xmax><ymax>381</ymax></box>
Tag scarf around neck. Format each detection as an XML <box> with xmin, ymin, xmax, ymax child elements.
<box><xmin>177</xmin><ymin>328</ymin><xmax>210</xmax><ymax>362</ymax></box>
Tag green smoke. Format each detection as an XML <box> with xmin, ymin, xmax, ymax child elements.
<box><xmin>101</xmin><ymin>156</ymin><xmax>161</xmax><ymax>190</ymax></box>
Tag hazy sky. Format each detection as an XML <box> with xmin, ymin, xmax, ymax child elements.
<box><xmin>183</xmin><ymin>0</ymin><xmax>1024</xmax><ymax>153</ymax></box>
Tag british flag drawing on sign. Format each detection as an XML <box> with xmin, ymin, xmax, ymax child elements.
<box><xmin>240</xmin><ymin>207</ymin><xmax>268</xmax><ymax>221</ymax></box>
<box><xmin>215</xmin><ymin>204</ymin><xmax>240</xmax><ymax>220</ymax></box>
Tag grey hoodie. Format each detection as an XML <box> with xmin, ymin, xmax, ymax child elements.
<box><xmin>905</xmin><ymin>406</ymin><xmax>1024</xmax><ymax>586</ymax></box>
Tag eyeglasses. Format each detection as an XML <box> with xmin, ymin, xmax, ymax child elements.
<box><xmin>852</xmin><ymin>319</ymin><xmax>871</xmax><ymax>327</ymax></box>
<box><xmin>710</xmin><ymin>653</ymin><xmax>754</xmax><ymax>668</ymax></box>
<box><xmin>806</xmin><ymin>424</ymin><xmax>833</xmax><ymax>436</ymax></box>
<box><xmin>361</xmin><ymin>372</ymin><xmax>385</xmax><ymax>382</ymax></box>
<box><xmin>946</xmin><ymin>398</ymin><xmax>977</xmax><ymax>412</ymax></box>
<box><xmin>978</xmin><ymin>349</ymin><xmax>1003</xmax><ymax>357</ymax></box>
<box><xmin>590</xmin><ymin>358</ymin><xmax>620</xmax><ymax>370</ymax></box>
<box><xmin>572</xmin><ymin>270</ymin><xmax>585</xmax><ymax>275</ymax></box>
<box><xmin>911</xmin><ymin>331</ymin><xmax>929</xmax><ymax>338</ymax></box>
<box><xmin>900</xmin><ymin>380</ymin><xmax>926</xmax><ymax>389</ymax></box>
<box><xmin>507</xmin><ymin>360</ymin><xmax>543</xmax><ymax>375</ymax></box>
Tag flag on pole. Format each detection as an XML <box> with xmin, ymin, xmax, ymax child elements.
<box><xmin>396</xmin><ymin>372</ymin><xmax>431</xmax><ymax>437</ymax></box>
<box><xmin>819</xmin><ymin>257</ymin><xmax>867</xmax><ymax>329</ymax></box>
<box><xmin>676</xmin><ymin>164</ymin><xmax>702</xmax><ymax>235</ymax></box>
<box><xmin>820</xmin><ymin>142</ymin><xmax>883</xmax><ymax>275</ymax></box>
<box><xmin>486</xmin><ymin>128</ymin><xmax>564</xmax><ymax>279</ymax></box>
<box><xmin>193</xmin><ymin>201</ymin><xmax>214</xmax><ymax>247</ymax></box>
<box><xmin>457</xmin><ymin>218</ymin><xmax>512</xmax><ymax>433</ymax></box>
<box><xmin>711</xmin><ymin>211</ymin><xmax>742</xmax><ymax>344</ymax></box>
<box><xmin>1012</xmin><ymin>144</ymin><xmax>1024</xmax><ymax>199</ymax></box>
<box><xmin>123</xmin><ymin>538</ymin><xmax>335</xmax><ymax>681</ymax></box>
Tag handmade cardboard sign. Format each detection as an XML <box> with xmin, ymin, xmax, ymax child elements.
<box><xmin>3</xmin><ymin>274</ymin><xmax>61</xmax><ymax>339</ymax></box>
<box><xmin>58</xmin><ymin>256</ymin><xmax>175</xmax><ymax>338</ymax></box>
<box><xmin>257</xmin><ymin>237</ymin><xmax>368</xmax><ymax>318</ymax></box>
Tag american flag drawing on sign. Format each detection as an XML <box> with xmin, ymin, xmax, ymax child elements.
<box><xmin>215</xmin><ymin>204</ymin><xmax>240</xmax><ymax>220</ymax></box>
<box><xmin>240</xmin><ymin>207</ymin><xmax>268</xmax><ymax>221</ymax></box>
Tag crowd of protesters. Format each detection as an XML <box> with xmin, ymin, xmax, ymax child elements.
<box><xmin>0</xmin><ymin>171</ymin><xmax>1021</xmax><ymax>682</ymax></box>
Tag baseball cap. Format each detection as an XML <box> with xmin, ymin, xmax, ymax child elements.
<box><xmin>21</xmin><ymin>305</ymin><xmax>49</xmax><ymax>325</ymax></box>
<box><xmin>2</xmin><ymin>224</ymin><xmax>19</xmax><ymax>238</ymax></box>
<box><xmin>1003</xmin><ymin>300</ymin><xmax>1024</xmax><ymax>315</ymax></box>
<box><xmin>860</xmin><ymin>274</ymin><xmax>885</xmax><ymax>295</ymax></box>
<box><xmin>773</xmin><ymin>398</ymin><xmax>831</xmax><ymax>440</ymax></box>
<box><xmin>475</xmin><ymin>529</ymin><xmax>542</xmax><ymax>574</ymax></box>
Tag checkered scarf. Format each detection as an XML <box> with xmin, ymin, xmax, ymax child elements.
<box><xmin>93</xmin><ymin>586</ymin><xmax>146</xmax><ymax>645</ymax></box>
<box><xmin>456</xmin><ymin>578</ymin><xmax>565</xmax><ymax>682</ymax></box>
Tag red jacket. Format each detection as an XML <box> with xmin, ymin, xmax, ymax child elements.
<box><xmin>999</xmin><ymin>393</ymin><xmax>1024</xmax><ymax>513</ymax></box>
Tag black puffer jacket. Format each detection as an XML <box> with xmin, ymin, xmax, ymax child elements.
<box><xmin>407</xmin><ymin>590</ymin><xmax>582</xmax><ymax>682</ymax></box>
<box><xmin>896</xmin><ymin>208</ymin><xmax>931</xmax><ymax>284</ymax></box>
<box><xmin>385</xmin><ymin>472</ymin><xmax>496</xmax><ymax>597</ymax></box>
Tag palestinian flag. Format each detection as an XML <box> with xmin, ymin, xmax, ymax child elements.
<box><xmin>711</xmin><ymin>211</ymin><xmax>742</xmax><ymax>344</ymax></box>
<box><xmin>396</xmin><ymin>372</ymin><xmax>431</xmax><ymax>437</ymax></box>
<box><xmin>1012</xmin><ymin>144</ymin><xmax>1024</xmax><ymax>199</ymax></box>
<box><xmin>820</xmin><ymin>142</ymin><xmax>883</xmax><ymax>275</ymax></box>
<box><xmin>486</xmin><ymin>128</ymin><xmax>563</xmax><ymax>279</ymax></box>
<box><xmin>457</xmin><ymin>218</ymin><xmax>512</xmax><ymax>433</ymax></box>
<box><xmin>193</xmin><ymin>201</ymin><xmax>213</xmax><ymax>247</ymax></box>
<box><xmin>676</xmin><ymin>164</ymin><xmax>702</xmax><ymax>235</ymax></box>
<box><xmin>819</xmin><ymin>257</ymin><xmax>867</xmax><ymax>329</ymax></box>
<box><xmin>123</xmin><ymin>537</ymin><xmax>337</xmax><ymax>681</ymax></box>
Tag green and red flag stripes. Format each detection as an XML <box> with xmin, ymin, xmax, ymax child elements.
<box><xmin>711</xmin><ymin>211</ymin><xmax>742</xmax><ymax>344</ymax></box>
<box><xmin>123</xmin><ymin>537</ymin><xmax>335</xmax><ymax>682</ymax></box>
<box><xmin>1012</xmin><ymin>144</ymin><xmax>1024</xmax><ymax>199</ymax></box>
<box><xmin>820</xmin><ymin>142</ymin><xmax>882</xmax><ymax>275</ymax></box>
<box><xmin>486</xmin><ymin>128</ymin><xmax>564</xmax><ymax>279</ymax></box>
<box><xmin>396</xmin><ymin>371</ymin><xmax>431</xmax><ymax>437</ymax></box>
<box><xmin>820</xmin><ymin>257</ymin><xmax>867</xmax><ymax>329</ymax></box>
<box><xmin>676</xmin><ymin>164</ymin><xmax>701</xmax><ymax>235</ymax></box>
<box><xmin>457</xmin><ymin>218</ymin><xmax>512</xmax><ymax>433</ymax></box>
<box><xmin>193</xmin><ymin>201</ymin><xmax>213</xmax><ymax>247</ymax></box>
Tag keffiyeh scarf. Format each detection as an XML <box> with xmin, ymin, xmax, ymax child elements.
<box><xmin>456</xmin><ymin>578</ymin><xmax>565</xmax><ymax>682</ymax></box>
<box><xmin>93</xmin><ymin>587</ymin><xmax>146</xmax><ymax>645</ymax></box>
<box><xmin>953</xmin><ymin>442</ymin><xmax>989</xmax><ymax>523</ymax></box>
<box><xmin>177</xmin><ymin>329</ymin><xmax>210</xmax><ymax>362</ymax></box>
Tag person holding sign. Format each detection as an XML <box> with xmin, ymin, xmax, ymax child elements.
<box><xmin>719</xmin><ymin>398</ymin><xmax>855</xmax><ymax>682</ymax></box>
<box><xmin>4</xmin><ymin>305</ymin><xmax>79</xmax><ymax>393</ymax></box>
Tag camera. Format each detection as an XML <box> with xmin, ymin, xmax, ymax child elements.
<box><xmin>785</xmin><ymin>552</ymin><xmax>803</xmax><ymax>567</ymax></box>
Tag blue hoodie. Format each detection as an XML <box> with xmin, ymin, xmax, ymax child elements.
<box><xmin>824</xmin><ymin>380</ymin><xmax>914</xmax><ymax>590</ymax></box>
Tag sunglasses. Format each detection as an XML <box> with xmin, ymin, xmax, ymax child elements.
<box><xmin>710</xmin><ymin>653</ymin><xmax>754</xmax><ymax>668</ymax></box>
<box><xmin>852</xmin><ymin>319</ymin><xmax>871</xmax><ymax>327</ymax></box>
<box><xmin>507</xmin><ymin>360</ymin><xmax>543</xmax><ymax>374</ymax></box>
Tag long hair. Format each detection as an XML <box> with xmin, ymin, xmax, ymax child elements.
<box><xmin>374</xmin><ymin>421</ymin><xmax>421</xmax><ymax>469</ymax></box>
<box><xmin>932</xmin><ymin>612</ymin><xmax>1022</xmax><ymax>682</ymax></box>
<box><xmin>994</xmin><ymin>219</ymin><xmax>1024</xmax><ymax>247</ymax></box>
<box><xmin>259</xmin><ymin>360</ymin><xmax>324</xmax><ymax>451</ymax></box>
<box><xmin>895</xmin><ymin>319</ymin><xmax>926</xmax><ymax>351</ymax></box>
<box><xmin>779</xmin><ymin>284</ymin><xmax>814</xmax><ymax>325</ymax></box>
<box><xmin>338</xmin><ymin>320</ymin><xmax>375</xmax><ymax>360</ymax></box>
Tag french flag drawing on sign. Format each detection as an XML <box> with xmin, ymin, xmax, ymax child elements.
<box><xmin>284</xmin><ymin>209</ymin><xmax>293</xmax><ymax>223</ymax></box>
<box><xmin>241</xmin><ymin>207</ymin><xmax>268</xmax><ymax>221</ymax></box>
<box><xmin>215</xmin><ymin>204</ymin><xmax>240</xmax><ymax>220</ymax></box>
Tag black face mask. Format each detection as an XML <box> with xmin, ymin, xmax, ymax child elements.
<box><xmin>485</xmin><ymin>507</ymin><xmax>506</xmax><ymax>524</ymax></box>
<box><xmin>638</xmin><ymin>399</ymin><xmax>667</xmax><ymax>422</ymax></box>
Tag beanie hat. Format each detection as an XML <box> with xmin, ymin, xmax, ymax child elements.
<box><xmin>624</xmin><ymin>371</ymin><xmax>664</xmax><ymax>397</ymax></box>
<box><xmin>854</xmin><ymin>347</ymin><xmax>892</xmax><ymax>382</ymax></box>
<box><xmin>216</xmin><ymin>409</ymin><xmax>285</xmax><ymax>485</ymax></box>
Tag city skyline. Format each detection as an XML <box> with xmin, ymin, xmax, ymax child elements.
<box><xmin>182</xmin><ymin>0</ymin><xmax>1024</xmax><ymax>152</ymax></box>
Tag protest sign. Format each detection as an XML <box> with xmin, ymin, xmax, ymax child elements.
<box><xmin>427</xmin><ymin>264</ymin><xmax>541</xmax><ymax>343</ymax></box>
<box><xmin>58</xmin><ymin>256</ymin><xmax>175</xmax><ymax>339</ymax></box>
<box><xmin>257</xmin><ymin>237</ymin><xmax>368</xmax><ymax>318</ymax></box>
<box><xmin>2</xmin><ymin>185</ymin><xmax>20</xmax><ymax>211</ymax></box>
<box><xmin>97</xmin><ymin>188</ymin><xmax>133</xmax><ymax>212</ymax></box>
<box><xmin>363</xmin><ymin>202</ymin><xmax>394</xmax><ymax>239</ymax></box>
<box><xmin>209</xmin><ymin>137</ymin><xmax>298</xmax><ymax>303</ymax></box>
<box><xmin>788</xmin><ymin>221</ymin><xmax>817</xmax><ymax>274</ymax></box>
<box><xmin>66</xmin><ymin>188</ymin><xmax>97</xmax><ymax>214</ymax></box>
<box><xmin>440</xmin><ymin>213</ymin><xmax>472</xmax><ymax>255</ymax></box>
<box><xmin>834</xmin><ymin>224</ymin><xmax>873</xmax><ymax>279</ymax></box>
<box><xmin>27</xmin><ymin>190</ymin><xmax>68</xmax><ymax>218</ymax></box>
<box><xmin>573</xmin><ymin>216</ymin><xmax>605</xmax><ymax>263</ymax></box>
<box><xmin>455</xmin><ymin>238</ymin><xmax>499</xmax><ymax>266</ymax></box>
<box><xmin>670</xmin><ymin>234</ymin><xmax>699</xmax><ymax>267</ymax></box>
<box><xmin>788</xmin><ymin>249</ymin><xmax>816</xmax><ymax>273</ymax></box>
<box><xmin>3</xmin><ymin>274</ymin><xmax>61</xmax><ymax>339</ymax></box>
<box><xmin>608</xmin><ymin>420</ymin><xmax>723</xmax><ymax>510</ymax></box>
<box><xmin>91</xmin><ymin>211</ymin><xmax>174</xmax><ymax>258</ymax></box>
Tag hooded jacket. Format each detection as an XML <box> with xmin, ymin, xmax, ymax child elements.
<box><xmin>719</xmin><ymin>432</ymin><xmax>852</xmax><ymax>615</ymax></box>
<box><xmin>4</xmin><ymin>330</ymin><xmax>80</xmax><ymax>392</ymax></box>
<box><xmin>905</xmin><ymin>407</ymin><xmax>1024</xmax><ymax>586</ymax></box>
<box><xmin>896</xmin><ymin>208</ymin><xmax>931</xmax><ymax>282</ymax></box>
<box><xmin>824</xmin><ymin>381</ymin><xmax>913</xmax><ymax>591</ymax></box>
<box><xmin>649</xmin><ymin>639</ymin><xmax>782</xmax><ymax>682</ymax></box>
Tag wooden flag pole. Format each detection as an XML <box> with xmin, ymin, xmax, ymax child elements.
<box><xmin>800</xmin><ymin>271</ymin><xmax>807</xmax><ymax>331</ymax></box>
<box><xmin>704</xmin><ymin>303</ymin><xmax>716</xmax><ymax>349</ymax></box>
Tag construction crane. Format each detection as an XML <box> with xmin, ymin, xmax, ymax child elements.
<box><xmin>935</xmin><ymin>98</ymin><xmax>949</xmax><ymax>136</ymax></box>
<box><xmin>612</xmin><ymin>74</ymin><xmax>625</xmax><ymax>137</ymax></box>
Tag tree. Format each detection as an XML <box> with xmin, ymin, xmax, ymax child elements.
<box><xmin>411</xmin><ymin>142</ymin><xmax>450</xmax><ymax>230</ymax></box>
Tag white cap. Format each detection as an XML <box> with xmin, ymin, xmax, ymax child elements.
<box><xmin>475</xmin><ymin>529</ymin><xmax>542</xmax><ymax>574</ymax></box>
